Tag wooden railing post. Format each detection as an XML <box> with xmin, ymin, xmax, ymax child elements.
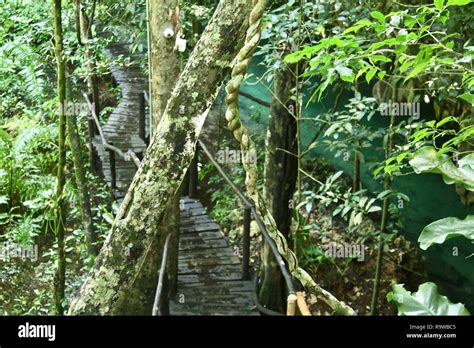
<box><xmin>153</xmin><ymin>233</ymin><xmax>172</xmax><ymax>316</ymax></box>
<box><xmin>168</xmin><ymin>196</ymin><xmax>181</xmax><ymax>298</ymax></box>
<box><xmin>242</xmin><ymin>206</ymin><xmax>251</xmax><ymax>280</ymax></box>
<box><xmin>286</xmin><ymin>294</ymin><xmax>297</xmax><ymax>316</ymax></box>
<box><xmin>87</xmin><ymin>93</ymin><xmax>98</xmax><ymax>136</ymax></box>
<box><xmin>138</xmin><ymin>92</ymin><xmax>147</xmax><ymax>146</ymax></box>
<box><xmin>188</xmin><ymin>145</ymin><xmax>198</xmax><ymax>199</ymax></box>
<box><xmin>87</xmin><ymin>93</ymin><xmax>101</xmax><ymax>175</ymax></box>
<box><xmin>108</xmin><ymin>142</ymin><xmax>117</xmax><ymax>190</ymax></box>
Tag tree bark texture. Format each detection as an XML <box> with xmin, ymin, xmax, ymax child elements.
<box><xmin>80</xmin><ymin>9</ymin><xmax>102</xmax><ymax>175</ymax></box>
<box><xmin>259</xmin><ymin>65</ymin><xmax>298</xmax><ymax>313</ymax></box>
<box><xmin>148</xmin><ymin>0</ymin><xmax>182</xmax><ymax>300</ymax></box>
<box><xmin>148</xmin><ymin>0</ymin><xmax>181</xmax><ymax>132</ymax></box>
<box><xmin>51</xmin><ymin>0</ymin><xmax>67</xmax><ymax>315</ymax></box>
<box><xmin>66</xmin><ymin>111</ymin><xmax>98</xmax><ymax>256</ymax></box>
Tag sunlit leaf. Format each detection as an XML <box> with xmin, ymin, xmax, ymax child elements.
<box><xmin>409</xmin><ymin>146</ymin><xmax>474</xmax><ymax>191</ymax></box>
<box><xmin>387</xmin><ymin>282</ymin><xmax>470</xmax><ymax>315</ymax></box>
<box><xmin>370</xmin><ymin>11</ymin><xmax>385</xmax><ymax>24</ymax></box>
<box><xmin>418</xmin><ymin>215</ymin><xmax>474</xmax><ymax>250</ymax></box>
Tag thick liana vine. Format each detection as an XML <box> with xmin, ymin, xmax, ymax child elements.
<box><xmin>224</xmin><ymin>0</ymin><xmax>356</xmax><ymax>315</ymax></box>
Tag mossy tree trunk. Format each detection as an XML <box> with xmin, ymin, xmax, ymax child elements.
<box><xmin>68</xmin><ymin>0</ymin><xmax>253</xmax><ymax>315</ymax></box>
<box><xmin>80</xmin><ymin>7</ymin><xmax>101</xmax><ymax>175</ymax></box>
<box><xmin>148</xmin><ymin>0</ymin><xmax>181</xmax><ymax>132</ymax></box>
<box><xmin>51</xmin><ymin>0</ymin><xmax>67</xmax><ymax>315</ymax></box>
<box><xmin>259</xmin><ymin>64</ymin><xmax>298</xmax><ymax>313</ymax></box>
<box><xmin>65</xmin><ymin>100</ymin><xmax>98</xmax><ymax>256</ymax></box>
<box><xmin>148</xmin><ymin>0</ymin><xmax>181</xmax><ymax>299</ymax></box>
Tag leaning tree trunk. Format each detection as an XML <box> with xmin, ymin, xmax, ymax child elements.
<box><xmin>68</xmin><ymin>0</ymin><xmax>253</xmax><ymax>315</ymax></box>
<box><xmin>51</xmin><ymin>0</ymin><xmax>67</xmax><ymax>315</ymax></box>
<box><xmin>148</xmin><ymin>0</ymin><xmax>181</xmax><ymax>299</ymax></box>
<box><xmin>259</xmin><ymin>64</ymin><xmax>298</xmax><ymax>313</ymax></box>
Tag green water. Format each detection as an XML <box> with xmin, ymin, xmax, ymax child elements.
<box><xmin>237</xmin><ymin>60</ymin><xmax>474</xmax><ymax>312</ymax></box>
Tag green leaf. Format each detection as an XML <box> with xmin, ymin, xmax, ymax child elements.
<box><xmin>400</xmin><ymin>60</ymin><xmax>414</xmax><ymax>73</ymax></box>
<box><xmin>404</xmin><ymin>15</ymin><xmax>416</xmax><ymax>28</ymax></box>
<box><xmin>418</xmin><ymin>215</ymin><xmax>474</xmax><ymax>250</ymax></box>
<box><xmin>370</xmin><ymin>11</ymin><xmax>385</xmax><ymax>24</ymax></box>
<box><xmin>335</xmin><ymin>65</ymin><xmax>354</xmax><ymax>83</ymax></box>
<box><xmin>396</xmin><ymin>152</ymin><xmax>409</xmax><ymax>164</ymax></box>
<box><xmin>341</xmin><ymin>205</ymin><xmax>351</xmax><ymax>217</ymax></box>
<box><xmin>342</xmin><ymin>19</ymin><xmax>373</xmax><ymax>35</ymax></box>
<box><xmin>447</xmin><ymin>0</ymin><xmax>473</xmax><ymax>6</ymax></box>
<box><xmin>387</xmin><ymin>282</ymin><xmax>470</xmax><ymax>315</ymax></box>
<box><xmin>377</xmin><ymin>189</ymin><xmax>392</xmax><ymax>199</ymax></box>
<box><xmin>366</xmin><ymin>67</ymin><xmax>378</xmax><ymax>84</ymax></box>
<box><xmin>405</xmin><ymin>61</ymin><xmax>429</xmax><ymax>81</ymax></box>
<box><xmin>434</xmin><ymin>0</ymin><xmax>445</xmax><ymax>11</ymax></box>
<box><xmin>356</xmin><ymin>66</ymin><xmax>370</xmax><ymax>81</ymax></box>
<box><xmin>373</xmin><ymin>166</ymin><xmax>384</xmax><ymax>177</ymax></box>
<box><xmin>102</xmin><ymin>211</ymin><xmax>115</xmax><ymax>225</ymax></box>
<box><xmin>409</xmin><ymin>146</ymin><xmax>474</xmax><ymax>191</ymax></box>
<box><xmin>458</xmin><ymin>92</ymin><xmax>474</xmax><ymax>106</ymax></box>
<box><xmin>436</xmin><ymin>116</ymin><xmax>459</xmax><ymax>127</ymax></box>
<box><xmin>367</xmin><ymin>205</ymin><xmax>382</xmax><ymax>213</ymax></box>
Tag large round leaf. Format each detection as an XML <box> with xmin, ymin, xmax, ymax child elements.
<box><xmin>409</xmin><ymin>146</ymin><xmax>474</xmax><ymax>191</ymax></box>
<box><xmin>418</xmin><ymin>215</ymin><xmax>474</xmax><ymax>250</ymax></box>
<box><xmin>387</xmin><ymin>282</ymin><xmax>470</xmax><ymax>315</ymax></box>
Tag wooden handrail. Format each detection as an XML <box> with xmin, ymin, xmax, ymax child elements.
<box><xmin>197</xmin><ymin>139</ymin><xmax>298</xmax><ymax>314</ymax></box>
<box><xmin>135</xmin><ymin>97</ymin><xmax>310</xmax><ymax>315</ymax></box>
<box><xmin>84</xmin><ymin>93</ymin><xmax>141</xmax><ymax>168</ymax></box>
<box><xmin>152</xmin><ymin>233</ymin><xmax>171</xmax><ymax>316</ymax></box>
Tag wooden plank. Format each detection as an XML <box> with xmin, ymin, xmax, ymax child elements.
<box><xmin>179</xmin><ymin>196</ymin><xmax>195</xmax><ymax>203</ymax></box>
<box><xmin>180</xmin><ymin>222</ymin><xmax>220</xmax><ymax>234</ymax></box>
<box><xmin>180</xmin><ymin>202</ymin><xmax>203</xmax><ymax>210</ymax></box>
<box><xmin>179</xmin><ymin>238</ymin><xmax>228</xmax><ymax>251</ymax></box>
<box><xmin>180</xmin><ymin>206</ymin><xmax>208</xmax><ymax>216</ymax></box>
<box><xmin>178</xmin><ymin>255</ymin><xmax>240</xmax><ymax>268</ymax></box>
<box><xmin>179</xmin><ymin>238</ymin><xmax>223</xmax><ymax>248</ymax></box>
<box><xmin>179</xmin><ymin>230</ymin><xmax>224</xmax><ymax>241</ymax></box>
<box><xmin>178</xmin><ymin>248</ymin><xmax>235</xmax><ymax>260</ymax></box>
<box><xmin>180</xmin><ymin>215</ymin><xmax>213</xmax><ymax>225</ymax></box>
<box><xmin>180</xmin><ymin>212</ymin><xmax>209</xmax><ymax>220</ymax></box>
<box><xmin>178</xmin><ymin>263</ymin><xmax>242</xmax><ymax>275</ymax></box>
<box><xmin>172</xmin><ymin>292</ymin><xmax>254</xmax><ymax>305</ymax></box>
<box><xmin>170</xmin><ymin>304</ymin><xmax>258</xmax><ymax>316</ymax></box>
<box><xmin>177</xmin><ymin>280</ymin><xmax>254</xmax><ymax>293</ymax></box>
<box><xmin>177</xmin><ymin>272</ymin><xmax>243</xmax><ymax>284</ymax></box>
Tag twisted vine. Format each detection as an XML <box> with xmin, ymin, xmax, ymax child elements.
<box><xmin>224</xmin><ymin>0</ymin><xmax>356</xmax><ymax>315</ymax></box>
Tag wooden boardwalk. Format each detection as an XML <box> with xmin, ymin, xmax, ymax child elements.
<box><xmin>92</xmin><ymin>42</ymin><xmax>150</xmax><ymax>202</ymax></box>
<box><xmin>95</xmin><ymin>41</ymin><xmax>258</xmax><ymax>316</ymax></box>
<box><xmin>171</xmin><ymin>197</ymin><xmax>258</xmax><ymax>316</ymax></box>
